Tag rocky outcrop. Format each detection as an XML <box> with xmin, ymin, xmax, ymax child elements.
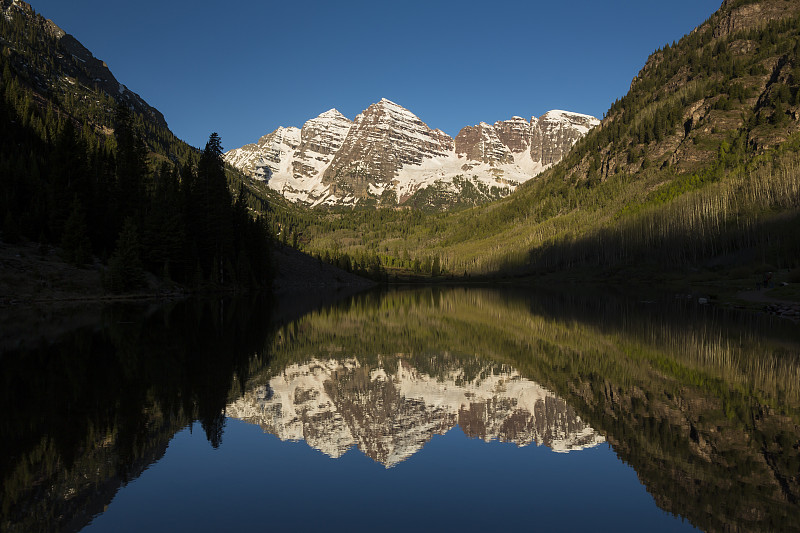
<box><xmin>495</xmin><ymin>116</ymin><xmax>533</xmax><ymax>153</ymax></box>
<box><xmin>455</xmin><ymin>111</ymin><xmax>600</xmax><ymax>168</ymax></box>
<box><xmin>224</xmin><ymin>99</ymin><xmax>598</xmax><ymax>208</ymax></box>
<box><xmin>533</xmin><ymin>110</ymin><xmax>599</xmax><ymax>165</ymax></box>
<box><xmin>226</xmin><ymin>358</ymin><xmax>604</xmax><ymax>467</ymax></box>
<box><xmin>455</xmin><ymin>122</ymin><xmax>514</xmax><ymax>165</ymax></box>
<box><xmin>713</xmin><ymin>0</ymin><xmax>791</xmax><ymax>38</ymax></box>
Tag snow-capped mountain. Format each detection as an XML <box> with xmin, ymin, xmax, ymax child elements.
<box><xmin>224</xmin><ymin>99</ymin><xmax>599</xmax><ymax>208</ymax></box>
<box><xmin>322</xmin><ymin>99</ymin><xmax>453</xmax><ymax>203</ymax></box>
<box><xmin>226</xmin><ymin>358</ymin><xmax>604</xmax><ymax>467</ymax></box>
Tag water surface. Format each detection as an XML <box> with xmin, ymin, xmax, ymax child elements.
<box><xmin>2</xmin><ymin>288</ymin><xmax>799</xmax><ymax>532</ymax></box>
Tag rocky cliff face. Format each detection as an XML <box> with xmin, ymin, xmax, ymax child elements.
<box><xmin>495</xmin><ymin>116</ymin><xmax>533</xmax><ymax>153</ymax></box>
<box><xmin>224</xmin><ymin>99</ymin><xmax>598</xmax><ymax>208</ymax></box>
<box><xmin>534</xmin><ymin>110</ymin><xmax>599</xmax><ymax>165</ymax></box>
<box><xmin>454</xmin><ymin>110</ymin><xmax>600</xmax><ymax>167</ymax></box>
<box><xmin>292</xmin><ymin>109</ymin><xmax>353</xmax><ymax>179</ymax></box>
<box><xmin>226</xmin><ymin>358</ymin><xmax>604</xmax><ymax>467</ymax></box>
<box><xmin>322</xmin><ymin>99</ymin><xmax>453</xmax><ymax>199</ymax></box>
<box><xmin>713</xmin><ymin>0</ymin><xmax>791</xmax><ymax>38</ymax></box>
<box><xmin>454</xmin><ymin>122</ymin><xmax>514</xmax><ymax>165</ymax></box>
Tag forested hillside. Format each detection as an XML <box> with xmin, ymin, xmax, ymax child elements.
<box><xmin>0</xmin><ymin>1</ymin><xmax>272</xmax><ymax>290</ymax></box>
<box><xmin>277</xmin><ymin>0</ymin><xmax>800</xmax><ymax>280</ymax></box>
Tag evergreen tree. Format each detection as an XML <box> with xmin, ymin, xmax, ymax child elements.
<box><xmin>106</xmin><ymin>217</ymin><xmax>146</xmax><ymax>293</ymax></box>
<box><xmin>193</xmin><ymin>133</ymin><xmax>235</xmax><ymax>284</ymax></box>
<box><xmin>143</xmin><ymin>162</ymin><xmax>185</xmax><ymax>280</ymax></box>
<box><xmin>60</xmin><ymin>198</ymin><xmax>92</xmax><ymax>266</ymax></box>
<box><xmin>771</xmin><ymin>101</ymin><xmax>787</xmax><ymax>125</ymax></box>
<box><xmin>114</xmin><ymin>104</ymin><xmax>148</xmax><ymax>224</ymax></box>
<box><xmin>49</xmin><ymin>120</ymin><xmax>89</xmax><ymax>239</ymax></box>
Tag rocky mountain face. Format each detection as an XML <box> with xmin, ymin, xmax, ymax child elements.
<box><xmin>224</xmin><ymin>99</ymin><xmax>598</xmax><ymax>208</ymax></box>
<box><xmin>454</xmin><ymin>111</ymin><xmax>598</xmax><ymax>167</ymax></box>
<box><xmin>223</xmin><ymin>126</ymin><xmax>301</xmax><ymax>179</ymax></box>
<box><xmin>321</xmin><ymin>99</ymin><xmax>454</xmax><ymax>202</ymax></box>
<box><xmin>586</xmin><ymin>0</ymin><xmax>800</xmax><ymax>184</ymax></box>
<box><xmin>713</xmin><ymin>0</ymin><xmax>793</xmax><ymax>38</ymax></box>
<box><xmin>225</xmin><ymin>358</ymin><xmax>604</xmax><ymax>467</ymax></box>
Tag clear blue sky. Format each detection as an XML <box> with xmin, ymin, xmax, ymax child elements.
<box><xmin>30</xmin><ymin>0</ymin><xmax>722</xmax><ymax>151</ymax></box>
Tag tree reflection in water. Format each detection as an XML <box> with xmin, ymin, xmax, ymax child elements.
<box><xmin>2</xmin><ymin>287</ymin><xmax>799</xmax><ymax>532</ymax></box>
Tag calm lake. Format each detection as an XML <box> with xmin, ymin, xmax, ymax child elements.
<box><xmin>2</xmin><ymin>287</ymin><xmax>799</xmax><ymax>532</ymax></box>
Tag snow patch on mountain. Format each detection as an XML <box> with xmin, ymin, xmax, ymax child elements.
<box><xmin>539</xmin><ymin>110</ymin><xmax>599</xmax><ymax>139</ymax></box>
<box><xmin>224</xmin><ymin>100</ymin><xmax>598</xmax><ymax>208</ymax></box>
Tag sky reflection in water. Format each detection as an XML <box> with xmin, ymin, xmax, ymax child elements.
<box><xmin>4</xmin><ymin>287</ymin><xmax>799</xmax><ymax>532</ymax></box>
<box><xmin>84</xmin><ymin>418</ymin><xmax>691</xmax><ymax>533</ymax></box>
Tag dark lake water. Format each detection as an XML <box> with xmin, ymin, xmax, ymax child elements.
<box><xmin>2</xmin><ymin>287</ymin><xmax>800</xmax><ymax>532</ymax></box>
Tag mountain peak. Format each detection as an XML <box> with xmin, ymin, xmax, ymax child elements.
<box><xmin>540</xmin><ymin>109</ymin><xmax>599</xmax><ymax>123</ymax></box>
<box><xmin>364</xmin><ymin>98</ymin><xmax>414</xmax><ymax>117</ymax></box>
<box><xmin>225</xmin><ymin>99</ymin><xmax>598</xmax><ymax>208</ymax></box>
<box><xmin>317</xmin><ymin>108</ymin><xmax>347</xmax><ymax>120</ymax></box>
<box><xmin>319</xmin><ymin>98</ymin><xmax>453</xmax><ymax>201</ymax></box>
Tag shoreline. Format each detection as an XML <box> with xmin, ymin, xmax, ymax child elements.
<box><xmin>3</xmin><ymin>239</ymin><xmax>797</xmax><ymax>322</ymax></box>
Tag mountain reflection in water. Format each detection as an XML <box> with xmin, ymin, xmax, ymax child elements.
<box><xmin>226</xmin><ymin>357</ymin><xmax>604</xmax><ymax>466</ymax></box>
<box><xmin>2</xmin><ymin>287</ymin><xmax>799</xmax><ymax>532</ymax></box>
